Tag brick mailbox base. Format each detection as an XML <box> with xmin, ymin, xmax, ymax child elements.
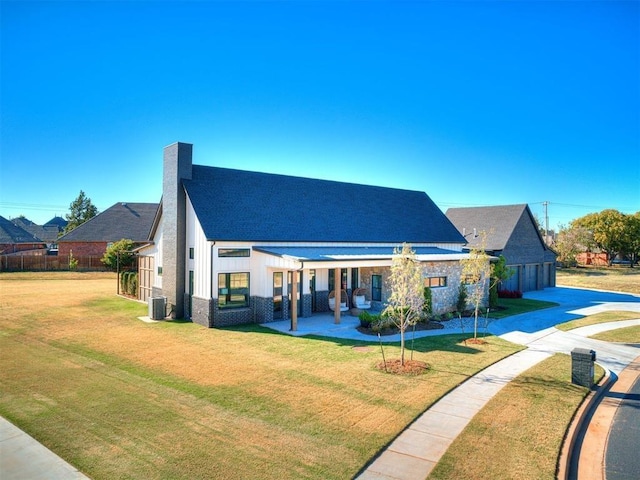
<box><xmin>571</xmin><ymin>348</ymin><xmax>596</xmax><ymax>388</ymax></box>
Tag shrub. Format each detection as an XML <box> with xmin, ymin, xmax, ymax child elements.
<box><xmin>489</xmin><ymin>283</ymin><xmax>499</xmax><ymax>308</ymax></box>
<box><xmin>422</xmin><ymin>287</ymin><xmax>432</xmax><ymax>322</ymax></box>
<box><xmin>498</xmin><ymin>289</ymin><xmax>523</xmax><ymax>299</ymax></box>
<box><xmin>456</xmin><ymin>282</ymin><xmax>468</xmax><ymax>314</ymax></box>
<box><xmin>358</xmin><ymin>310</ymin><xmax>373</xmax><ymax>328</ymax></box>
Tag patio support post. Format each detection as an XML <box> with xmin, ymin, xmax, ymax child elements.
<box><xmin>334</xmin><ymin>267</ymin><xmax>341</xmax><ymax>324</ymax></box>
<box><xmin>290</xmin><ymin>270</ymin><xmax>298</xmax><ymax>331</ymax></box>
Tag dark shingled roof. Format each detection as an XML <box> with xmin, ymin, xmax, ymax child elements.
<box><xmin>183</xmin><ymin>165</ymin><xmax>465</xmax><ymax>244</ymax></box>
<box><xmin>58</xmin><ymin>202</ymin><xmax>159</xmax><ymax>242</ymax></box>
<box><xmin>446</xmin><ymin>204</ymin><xmax>533</xmax><ymax>251</ymax></box>
<box><xmin>0</xmin><ymin>215</ymin><xmax>45</xmax><ymax>244</ymax></box>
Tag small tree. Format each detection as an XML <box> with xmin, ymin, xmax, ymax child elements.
<box><xmin>383</xmin><ymin>243</ymin><xmax>424</xmax><ymax>365</ymax></box>
<box><xmin>101</xmin><ymin>239</ymin><xmax>136</xmax><ymax>271</ymax></box>
<box><xmin>64</xmin><ymin>190</ymin><xmax>98</xmax><ymax>234</ymax></box>
<box><xmin>460</xmin><ymin>232</ymin><xmax>491</xmax><ymax>340</ymax></box>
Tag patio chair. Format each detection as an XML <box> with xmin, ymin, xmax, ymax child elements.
<box><xmin>352</xmin><ymin>288</ymin><xmax>371</xmax><ymax>310</ymax></box>
<box><xmin>328</xmin><ymin>289</ymin><xmax>349</xmax><ymax>312</ymax></box>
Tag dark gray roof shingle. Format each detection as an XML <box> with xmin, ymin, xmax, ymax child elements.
<box><xmin>445</xmin><ymin>204</ymin><xmax>530</xmax><ymax>251</ymax></box>
<box><xmin>183</xmin><ymin>166</ymin><xmax>465</xmax><ymax>244</ymax></box>
<box><xmin>58</xmin><ymin>202</ymin><xmax>159</xmax><ymax>242</ymax></box>
<box><xmin>0</xmin><ymin>216</ymin><xmax>45</xmax><ymax>244</ymax></box>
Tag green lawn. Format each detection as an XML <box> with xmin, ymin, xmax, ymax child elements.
<box><xmin>490</xmin><ymin>297</ymin><xmax>558</xmax><ymax>319</ymax></box>
<box><xmin>555</xmin><ymin>311</ymin><xmax>640</xmax><ymax>331</ymax></box>
<box><xmin>590</xmin><ymin>325</ymin><xmax>640</xmax><ymax>343</ymax></box>
<box><xmin>0</xmin><ymin>273</ymin><xmax>523</xmax><ymax>480</ymax></box>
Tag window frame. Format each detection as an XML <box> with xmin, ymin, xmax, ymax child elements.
<box><xmin>371</xmin><ymin>274</ymin><xmax>382</xmax><ymax>301</ymax></box>
<box><xmin>218</xmin><ymin>272</ymin><xmax>250</xmax><ymax>309</ymax></box>
<box><xmin>218</xmin><ymin>248</ymin><xmax>250</xmax><ymax>258</ymax></box>
<box><xmin>425</xmin><ymin>276</ymin><xmax>447</xmax><ymax>288</ymax></box>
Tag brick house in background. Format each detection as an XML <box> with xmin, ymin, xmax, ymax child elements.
<box><xmin>57</xmin><ymin>202</ymin><xmax>159</xmax><ymax>257</ymax></box>
<box><xmin>0</xmin><ymin>215</ymin><xmax>47</xmax><ymax>254</ymax></box>
<box><xmin>12</xmin><ymin>216</ymin><xmax>67</xmax><ymax>251</ymax></box>
<box><xmin>446</xmin><ymin>204</ymin><xmax>557</xmax><ymax>292</ymax></box>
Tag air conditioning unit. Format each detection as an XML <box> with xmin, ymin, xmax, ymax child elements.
<box><xmin>148</xmin><ymin>296</ymin><xmax>166</xmax><ymax>320</ymax></box>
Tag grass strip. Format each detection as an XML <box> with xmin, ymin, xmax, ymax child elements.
<box><xmin>428</xmin><ymin>353</ymin><xmax>604</xmax><ymax>480</ymax></box>
<box><xmin>555</xmin><ymin>311</ymin><xmax>640</xmax><ymax>331</ymax></box>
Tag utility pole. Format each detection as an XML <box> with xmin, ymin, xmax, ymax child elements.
<box><xmin>542</xmin><ymin>201</ymin><xmax>550</xmax><ymax>242</ymax></box>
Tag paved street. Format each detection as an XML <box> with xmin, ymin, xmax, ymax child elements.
<box><xmin>605</xmin><ymin>373</ymin><xmax>640</xmax><ymax>480</ymax></box>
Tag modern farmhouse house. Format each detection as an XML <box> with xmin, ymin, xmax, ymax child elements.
<box><xmin>138</xmin><ymin>142</ymin><xmax>479</xmax><ymax>328</ymax></box>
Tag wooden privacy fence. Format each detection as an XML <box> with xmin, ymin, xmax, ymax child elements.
<box><xmin>0</xmin><ymin>254</ymin><xmax>109</xmax><ymax>272</ymax></box>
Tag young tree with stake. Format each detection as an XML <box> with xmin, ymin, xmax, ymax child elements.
<box><xmin>383</xmin><ymin>243</ymin><xmax>424</xmax><ymax>366</ymax></box>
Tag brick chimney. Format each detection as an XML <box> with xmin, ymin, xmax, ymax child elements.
<box><xmin>162</xmin><ymin>142</ymin><xmax>193</xmax><ymax>318</ymax></box>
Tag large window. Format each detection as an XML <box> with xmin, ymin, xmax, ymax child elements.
<box><xmin>425</xmin><ymin>276</ymin><xmax>447</xmax><ymax>288</ymax></box>
<box><xmin>218</xmin><ymin>272</ymin><xmax>250</xmax><ymax>308</ymax></box>
<box><xmin>372</xmin><ymin>274</ymin><xmax>382</xmax><ymax>301</ymax></box>
<box><xmin>218</xmin><ymin>248</ymin><xmax>250</xmax><ymax>258</ymax></box>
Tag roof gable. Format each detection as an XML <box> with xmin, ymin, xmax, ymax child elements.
<box><xmin>446</xmin><ymin>204</ymin><xmax>533</xmax><ymax>251</ymax></box>
<box><xmin>0</xmin><ymin>216</ymin><xmax>45</xmax><ymax>244</ymax></box>
<box><xmin>58</xmin><ymin>202</ymin><xmax>159</xmax><ymax>242</ymax></box>
<box><xmin>183</xmin><ymin>165</ymin><xmax>465</xmax><ymax>244</ymax></box>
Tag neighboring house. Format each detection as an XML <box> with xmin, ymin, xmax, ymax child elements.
<box><xmin>138</xmin><ymin>142</ymin><xmax>479</xmax><ymax>328</ymax></box>
<box><xmin>57</xmin><ymin>202</ymin><xmax>159</xmax><ymax>257</ymax></box>
<box><xmin>446</xmin><ymin>204</ymin><xmax>557</xmax><ymax>292</ymax></box>
<box><xmin>11</xmin><ymin>216</ymin><xmax>67</xmax><ymax>251</ymax></box>
<box><xmin>576</xmin><ymin>252</ymin><xmax>608</xmax><ymax>267</ymax></box>
<box><xmin>0</xmin><ymin>215</ymin><xmax>47</xmax><ymax>254</ymax></box>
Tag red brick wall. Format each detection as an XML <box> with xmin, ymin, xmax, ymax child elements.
<box><xmin>576</xmin><ymin>252</ymin><xmax>608</xmax><ymax>266</ymax></box>
<box><xmin>0</xmin><ymin>243</ymin><xmax>47</xmax><ymax>254</ymax></box>
<box><xmin>58</xmin><ymin>242</ymin><xmax>108</xmax><ymax>257</ymax></box>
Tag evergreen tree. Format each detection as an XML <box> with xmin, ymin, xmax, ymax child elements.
<box><xmin>64</xmin><ymin>190</ymin><xmax>98</xmax><ymax>234</ymax></box>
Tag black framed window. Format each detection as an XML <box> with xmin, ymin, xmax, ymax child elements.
<box><xmin>372</xmin><ymin>274</ymin><xmax>382</xmax><ymax>301</ymax></box>
<box><xmin>189</xmin><ymin>247</ymin><xmax>194</xmax><ymax>259</ymax></box>
<box><xmin>329</xmin><ymin>268</ymin><xmax>348</xmax><ymax>292</ymax></box>
<box><xmin>425</xmin><ymin>276</ymin><xmax>447</xmax><ymax>288</ymax></box>
<box><xmin>218</xmin><ymin>248</ymin><xmax>250</xmax><ymax>258</ymax></box>
<box><xmin>218</xmin><ymin>272</ymin><xmax>249</xmax><ymax>308</ymax></box>
<box><xmin>351</xmin><ymin>268</ymin><xmax>359</xmax><ymax>290</ymax></box>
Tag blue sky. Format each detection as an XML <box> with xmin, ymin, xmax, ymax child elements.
<box><xmin>1</xmin><ymin>0</ymin><xmax>638</xmax><ymax>231</ymax></box>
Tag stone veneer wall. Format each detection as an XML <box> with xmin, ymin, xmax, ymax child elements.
<box><xmin>359</xmin><ymin>261</ymin><xmax>481</xmax><ymax>315</ymax></box>
<box><xmin>191</xmin><ymin>295</ymin><xmax>212</xmax><ymax>327</ymax></box>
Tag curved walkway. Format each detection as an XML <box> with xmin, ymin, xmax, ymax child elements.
<box><xmin>356</xmin><ymin>287</ymin><xmax>640</xmax><ymax>480</ymax></box>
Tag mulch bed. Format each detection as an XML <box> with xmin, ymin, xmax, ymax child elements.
<box><xmin>357</xmin><ymin>321</ymin><xmax>444</xmax><ymax>337</ymax></box>
<box><xmin>376</xmin><ymin>358</ymin><xmax>430</xmax><ymax>375</ymax></box>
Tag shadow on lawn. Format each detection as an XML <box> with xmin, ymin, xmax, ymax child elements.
<box><xmin>223</xmin><ymin>323</ymin><xmax>488</xmax><ymax>355</ymax></box>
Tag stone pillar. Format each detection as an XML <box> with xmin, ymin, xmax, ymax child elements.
<box><xmin>571</xmin><ymin>348</ymin><xmax>596</xmax><ymax>388</ymax></box>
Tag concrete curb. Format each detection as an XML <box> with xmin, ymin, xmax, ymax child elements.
<box><xmin>557</xmin><ymin>365</ymin><xmax>615</xmax><ymax>480</ymax></box>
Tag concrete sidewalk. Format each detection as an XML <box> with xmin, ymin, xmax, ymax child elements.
<box><xmin>356</xmin><ymin>349</ymin><xmax>553</xmax><ymax>480</ymax></box>
<box><xmin>354</xmin><ymin>286</ymin><xmax>640</xmax><ymax>480</ymax></box>
<box><xmin>0</xmin><ymin>417</ymin><xmax>90</xmax><ymax>480</ymax></box>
